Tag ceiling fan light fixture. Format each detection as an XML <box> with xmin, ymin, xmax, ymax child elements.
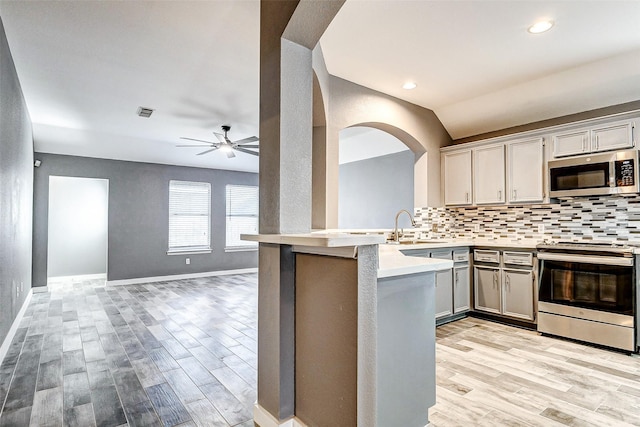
<box><xmin>220</xmin><ymin>144</ymin><xmax>233</xmax><ymax>153</ymax></box>
<box><xmin>402</xmin><ymin>81</ymin><xmax>417</xmax><ymax>90</ymax></box>
<box><xmin>528</xmin><ymin>20</ymin><xmax>554</xmax><ymax>34</ymax></box>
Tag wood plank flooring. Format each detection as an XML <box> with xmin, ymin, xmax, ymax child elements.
<box><xmin>1</xmin><ymin>274</ymin><xmax>640</xmax><ymax>426</ymax></box>
<box><xmin>431</xmin><ymin>317</ymin><xmax>640</xmax><ymax>426</ymax></box>
<box><xmin>0</xmin><ymin>274</ymin><xmax>257</xmax><ymax>427</ymax></box>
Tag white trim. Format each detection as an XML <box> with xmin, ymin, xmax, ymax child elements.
<box><xmin>105</xmin><ymin>268</ymin><xmax>258</xmax><ymax>286</ymax></box>
<box><xmin>224</xmin><ymin>246</ymin><xmax>259</xmax><ymax>253</ymax></box>
<box><xmin>253</xmin><ymin>404</ymin><xmax>308</xmax><ymax>427</ymax></box>
<box><xmin>47</xmin><ymin>273</ymin><xmax>107</xmax><ymax>282</ymax></box>
<box><xmin>32</xmin><ymin>287</ymin><xmax>49</xmax><ymax>293</ymax></box>
<box><xmin>0</xmin><ymin>289</ymin><xmax>33</xmax><ymax>367</ymax></box>
<box><xmin>166</xmin><ymin>249</ymin><xmax>212</xmax><ymax>256</ymax></box>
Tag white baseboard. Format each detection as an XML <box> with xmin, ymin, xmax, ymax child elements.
<box><xmin>0</xmin><ymin>289</ymin><xmax>33</xmax><ymax>367</ymax></box>
<box><xmin>253</xmin><ymin>405</ymin><xmax>308</xmax><ymax>427</ymax></box>
<box><xmin>32</xmin><ymin>286</ymin><xmax>49</xmax><ymax>293</ymax></box>
<box><xmin>48</xmin><ymin>273</ymin><xmax>107</xmax><ymax>282</ymax></box>
<box><xmin>106</xmin><ymin>267</ymin><xmax>258</xmax><ymax>286</ymax></box>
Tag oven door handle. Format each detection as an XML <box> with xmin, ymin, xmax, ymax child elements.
<box><xmin>537</xmin><ymin>252</ymin><xmax>634</xmax><ymax>267</ymax></box>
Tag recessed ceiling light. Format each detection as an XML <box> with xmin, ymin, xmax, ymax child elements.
<box><xmin>402</xmin><ymin>82</ymin><xmax>417</xmax><ymax>90</ymax></box>
<box><xmin>528</xmin><ymin>20</ymin><xmax>554</xmax><ymax>34</ymax></box>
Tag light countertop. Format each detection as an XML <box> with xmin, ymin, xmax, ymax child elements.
<box><xmin>241</xmin><ymin>232</ymin><xmax>386</xmax><ymax>247</ymax></box>
<box><xmin>378</xmin><ymin>245</ymin><xmax>453</xmax><ymax>279</ymax></box>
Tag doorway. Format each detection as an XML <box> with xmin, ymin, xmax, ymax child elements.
<box><xmin>47</xmin><ymin>176</ymin><xmax>109</xmax><ymax>283</ymax></box>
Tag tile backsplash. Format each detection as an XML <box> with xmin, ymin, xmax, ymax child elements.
<box><xmin>414</xmin><ymin>194</ymin><xmax>640</xmax><ymax>243</ymax></box>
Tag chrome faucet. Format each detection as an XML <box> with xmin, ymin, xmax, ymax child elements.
<box><xmin>392</xmin><ymin>209</ymin><xmax>416</xmax><ymax>243</ymax></box>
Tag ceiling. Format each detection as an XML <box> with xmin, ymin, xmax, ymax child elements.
<box><xmin>1</xmin><ymin>1</ymin><xmax>639</xmax><ymax>173</ymax></box>
<box><xmin>320</xmin><ymin>1</ymin><xmax>640</xmax><ymax>139</ymax></box>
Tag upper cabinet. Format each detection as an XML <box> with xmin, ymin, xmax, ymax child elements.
<box><xmin>552</xmin><ymin>119</ymin><xmax>635</xmax><ymax>158</ymax></box>
<box><xmin>473</xmin><ymin>144</ymin><xmax>505</xmax><ymax>205</ymax></box>
<box><xmin>442</xmin><ymin>150</ymin><xmax>472</xmax><ymax>205</ymax></box>
<box><xmin>507</xmin><ymin>138</ymin><xmax>545</xmax><ymax>203</ymax></box>
<box><xmin>441</xmin><ymin>112</ymin><xmax>638</xmax><ymax>206</ymax></box>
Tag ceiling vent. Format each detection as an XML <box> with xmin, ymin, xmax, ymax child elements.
<box><xmin>137</xmin><ymin>107</ymin><xmax>154</xmax><ymax>118</ymax></box>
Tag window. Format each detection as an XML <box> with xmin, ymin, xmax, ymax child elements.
<box><xmin>226</xmin><ymin>184</ymin><xmax>258</xmax><ymax>250</ymax></box>
<box><xmin>168</xmin><ymin>180</ymin><xmax>211</xmax><ymax>253</ymax></box>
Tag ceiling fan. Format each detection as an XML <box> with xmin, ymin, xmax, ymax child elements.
<box><xmin>177</xmin><ymin>125</ymin><xmax>259</xmax><ymax>158</ymax></box>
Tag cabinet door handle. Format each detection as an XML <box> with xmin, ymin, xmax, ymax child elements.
<box><xmin>582</xmin><ymin>136</ymin><xmax>586</xmax><ymax>152</ymax></box>
<box><xmin>465</xmin><ymin>192</ymin><xmax>469</xmax><ymax>203</ymax></box>
<box><xmin>493</xmin><ymin>270</ymin><xmax>498</xmax><ymax>288</ymax></box>
<box><xmin>455</xmin><ymin>271</ymin><xmax>459</xmax><ymax>284</ymax></box>
<box><xmin>506</xmin><ymin>275</ymin><xmax>511</xmax><ymax>290</ymax></box>
<box><xmin>498</xmin><ymin>190</ymin><xmax>502</xmax><ymax>200</ymax></box>
<box><xmin>513</xmin><ymin>189</ymin><xmax>517</xmax><ymax>200</ymax></box>
<box><xmin>595</xmin><ymin>135</ymin><xmax>599</xmax><ymax>150</ymax></box>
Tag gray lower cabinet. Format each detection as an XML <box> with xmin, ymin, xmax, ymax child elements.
<box><xmin>453</xmin><ymin>265</ymin><xmax>470</xmax><ymax>313</ymax></box>
<box><xmin>502</xmin><ymin>269</ymin><xmax>535</xmax><ymax>321</ymax></box>
<box><xmin>435</xmin><ymin>268</ymin><xmax>453</xmax><ymax>319</ymax></box>
<box><xmin>474</xmin><ymin>266</ymin><xmax>501</xmax><ymax>314</ymax></box>
<box><xmin>431</xmin><ymin>248</ymin><xmax>470</xmax><ymax>322</ymax></box>
<box><xmin>473</xmin><ymin>249</ymin><xmax>537</xmax><ymax>322</ymax></box>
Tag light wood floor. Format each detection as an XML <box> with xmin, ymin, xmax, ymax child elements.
<box><xmin>2</xmin><ymin>275</ymin><xmax>640</xmax><ymax>426</ymax></box>
<box><xmin>431</xmin><ymin>317</ymin><xmax>640</xmax><ymax>427</ymax></box>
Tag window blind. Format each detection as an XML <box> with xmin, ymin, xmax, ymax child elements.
<box><xmin>168</xmin><ymin>180</ymin><xmax>211</xmax><ymax>251</ymax></box>
<box><xmin>226</xmin><ymin>184</ymin><xmax>258</xmax><ymax>248</ymax></box>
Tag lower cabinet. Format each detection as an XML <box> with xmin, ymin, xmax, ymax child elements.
<box><xmin>473</xmin><ymin>249</ymin><xmax>536</xmax><ymax>322</ymax></box>
<box><xmin>431</xmin><ymin>248</ymin><xmax>470</xmax><ymax>323</ymax></box>
<box><xmin>453</xmin><ymin>265</ymin><xmax>470</xmax><ymax>313</ymax></box>
<box><xmin>474</xmin><ymin>266</ymin><xmax>501</xmax><ymax>314</ymax></box>
<box><xmin>502</xmin><ymin>268</ymin><xmax>535</xmax><ymax>321</ymax></box>
<box><xmin>434</xmin><ymin>268</ymin><xmax>453</xmax><ymax>319</ymax></box>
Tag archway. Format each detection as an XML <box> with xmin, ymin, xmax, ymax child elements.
<box><xmin>338</xmin><ymin>126</ymin><xmax>415</xmax><ymax>229</ymax></box>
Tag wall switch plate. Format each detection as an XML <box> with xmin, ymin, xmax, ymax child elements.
<box><xmin>186</xmin><ymin>258</ymin><xmax>190</xmax><ymax>265</ymax></box>
<box><xmin>538</xmin><ymin>224</ymin><xmax>545</xmax><ymax>234</ymax></box>
<box><xmin>474</xmin><ymin>224</ymin><xmax>480</xmax><ymax>232</ymax></box>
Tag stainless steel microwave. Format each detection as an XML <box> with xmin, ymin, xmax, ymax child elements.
<box><xmin>548</xmin><ymin>149</ymin><xmax>639</xmax><ymax>197</ymax></box>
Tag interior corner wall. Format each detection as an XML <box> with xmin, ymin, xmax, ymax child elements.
<box><xmin>0</xmin><ymin>16</ymin><xmax>34</xmax><ymax>345</ymax></box>
<box><xmin>322</xmin><ymin>76</ymin><xmax>452</xmax><ymax>228</ymax></box>
<box><xmin>32</xmin><ymin>153</ymin><xmax>258</xmax><ymax>286</ymax></box>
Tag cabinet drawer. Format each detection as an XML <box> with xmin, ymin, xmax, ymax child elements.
<box><xmin>430</xmin><ymin>250</ymin><xmax>453</xmax><ymax>260</ymax></box>
<box><xmin>474</xmin><ymin>249</ymin><xmax>500</xmax><ymax>263</ymax></box>
<box><xmin>503</xmin><ymin>251</ymin><xmax>533</xmax><ymax>266</ymax></box>
<box><xmin>453</xmin><ymin>249</ymin><xmax>469</xmax><ymax>262</ymax></box>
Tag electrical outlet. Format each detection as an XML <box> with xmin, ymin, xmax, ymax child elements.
<box><xmin>538</xmin><ymin>224</ymin><xmax>545</xmax><ymax>234</ymax></box>
<box><xmin>474</xmin><ymin>223</ymin><xmax>480</xmax><ymax>232</ymax></box>
<box><xmin>186</xmin><ymin>258</ymin><xmax>190</xmax><ymax>265</ymax></box>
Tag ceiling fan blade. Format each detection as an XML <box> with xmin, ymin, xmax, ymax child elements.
<box><xmin>177</xmin><ymin>144</ymin><xmax>214</xmax><ymax>147</ymax></box>
<box><xmin>180</xmin><ymin>137</ymin><xmax>215</xmax><ymax>144</ymax></box>
<box><xmin>234</xmin><ymin>146</ymin><xmax>259</xmax><ymax>157</ymax></box>
<box><xmin>227</xmin><ymin>150</ymin><xmax>236</xmax><ymax>158</ymax></box>
<box><xmin>238</xmin><ymin>144</ymin><xmax>259</xmax><ymax>149</ymax></box>
<box><xmin>233</xmin><ymin>136</ymin><xmax>259</xmax><ymax>145</ymax></box>
<box><xmin>213</xmin><ymin>132</ymin><xmax>226</xmax><ymax>143</ymax></box>
<box><xmin>197</xmin><ymin>147</ymin><xmax>219</xmax><ymax>156</ymax></box>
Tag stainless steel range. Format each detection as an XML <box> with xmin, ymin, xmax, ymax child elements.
<box><xmin>537</xmin><ymin>241</ymin><xmax>638</xmax><ymax>352</ymax></box>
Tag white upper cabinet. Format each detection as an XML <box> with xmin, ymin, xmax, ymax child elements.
<box><xmin>473</xmin><ymin>144</ymin><xmax>505</xmax><ymax>205</ymax></box>
<box><xmin>552</xmin><ymin>119</ymin><xmax>635</xmax><ymax>158</ymax></box>
<box><xmin>552</xmin><ymin>130</ymin><xmax>589</xmax><ymax>157</ymax></box>
<box><xmin>442</xmin><ymin>150</ymin><xmax>472</xmax><ymax>206</ymax></box>
<box><xmin>507</xmin><ymin>138</ymin><xmax>544</xmax><ymax>203</ymax></box>
<box><xmin>591</xmin><ymin>120</ymin><xmax>635</xmax><ymax>153</ymax></box>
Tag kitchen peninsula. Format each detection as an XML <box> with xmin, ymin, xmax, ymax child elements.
<box><xmin>242</xmin><ymin>233</ymin><xmax>451</xmax><ymax>427</ymax></box>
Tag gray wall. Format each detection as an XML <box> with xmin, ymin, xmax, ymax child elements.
<box><xmin>47</xmin><ymin>176</ymin><xmax>108</xmax><ymax>278</ymax></box>
<box><xmin>338</xmin><ymin>150</ymin><xmax>414</xmax><ymax>229</ymax></box>
<box><xmin>0</xmin><ymin>17</ymin><xmax>33</xmax><ymax>344</ymax></box>
<box><xmin>33</xmin><ymin>153</ymin><xmax>258</xmax><ymax>286</ymax></box>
